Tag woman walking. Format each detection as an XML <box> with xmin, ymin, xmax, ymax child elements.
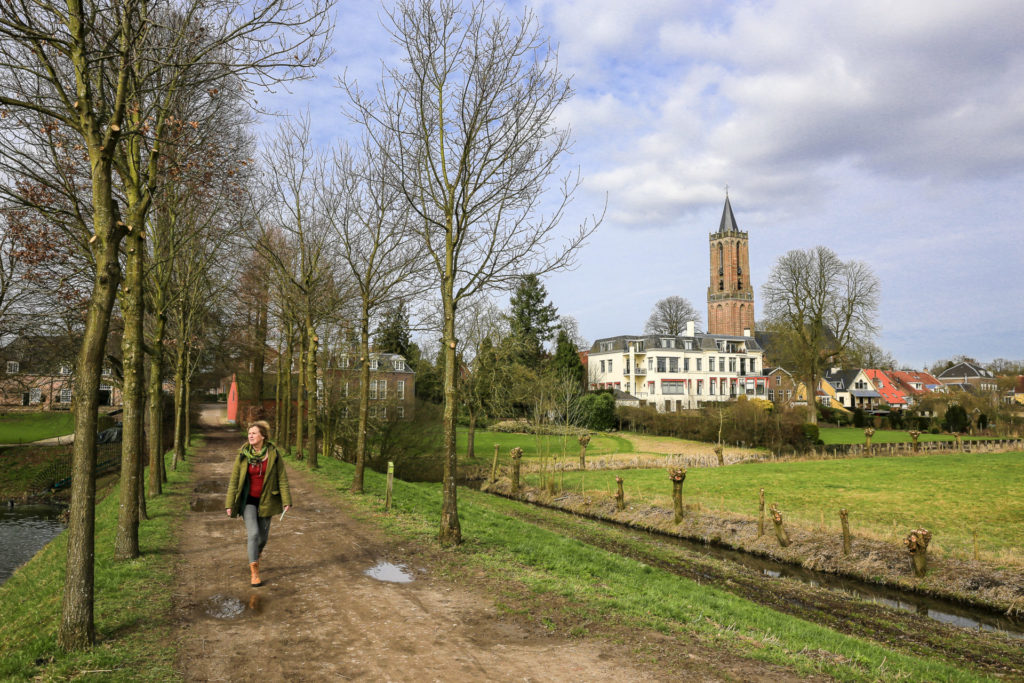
<box><xmin>225</xmin><ymin>420</ymin><xmax>292</xmax><ymax>586</ymax></box>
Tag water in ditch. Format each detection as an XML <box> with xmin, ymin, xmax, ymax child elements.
<box><xmin>0</xmin><ymin>503</ymin><xmax>65</xmax><ymax>586</ymax></box>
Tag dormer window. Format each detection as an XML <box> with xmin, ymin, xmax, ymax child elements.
<box><xmin>6</xmin><ymin>361</ymin><xmax>18</xmax><ymax>374</ymax></box>
<box><xmin>59</xmin><ymin>364</ymin><xmax>72</xmax><ymax>375</ymax></box>
<box><xmin>393</xmin><ymin>359</ymin><xmax>405</xmax><ymax>372</ymax></box>
<box><xmin>369</xmin><ymin>359</ymin><xmax>379</xmax><ymax>370</ymax></box>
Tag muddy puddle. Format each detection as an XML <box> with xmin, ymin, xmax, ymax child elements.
<box><xmin>189</xmin><ymin>496</ymin><xmax>224</xmax><ymax>512</ymax></box>
<box><xmin>364</xmin><ymin>561</ymin><xmax>414</xmax><ymax>583</ymax></box>
<box><xmin>201</xmin><ymin>593</ymin><xmax>265</xmax><ymax>619</ymax></box>
<box><xmin>193</xmin><ymin>481</ymin><xmax>224</xmax><ymax>493</ymax></box>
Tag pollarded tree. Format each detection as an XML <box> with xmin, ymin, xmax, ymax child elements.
<box><xmin>342</xmin><ymin>0</ymin><xmax>600</xmax><ymax>545</ymax></box>
<box><xmin>644</xmin><ymin>295</ymin><xmax>700</xmax><ymax>336</ymax></box>
<box><xmin>762</xmin><ymin>246</ymin><xmax>880</xmax><ymax>424</ymax></box>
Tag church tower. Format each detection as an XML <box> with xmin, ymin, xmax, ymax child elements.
<box><xmin>707</xmin><ymin>195</ymin><xmax>755</xmax><ymax>336</ymax></box>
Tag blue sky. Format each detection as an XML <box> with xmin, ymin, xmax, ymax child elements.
<box><xmin>264</xmin><ymin>0</ymin><xmax>1024</xmax><ymax>369</ymax></box>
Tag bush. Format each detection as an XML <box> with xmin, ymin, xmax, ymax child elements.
<box><xmin>579</xmin><ymin>392</ymin><xmax>616</xmax><ymax>431</ymax></box>
<box><xmin>853</xmin><ymin>408</ymin><xmax>866</xmax><ymax>428</ymax></box>
<box><xmin>943</xmin><ymin>404</ymin><xmax>969</xmax><ymax>432</ymax></box>
<box><xmin>801</xmin><ymin>423</ymin><xmax>819</xmax><ymax>444</ymax></box>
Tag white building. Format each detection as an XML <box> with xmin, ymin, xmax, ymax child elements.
<box><xmin>588</xmin><ymin>322</ymin><xmax>769</xmax><ymax>411</ymax></box>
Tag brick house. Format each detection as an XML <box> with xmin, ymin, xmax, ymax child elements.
<box><xmin>0</xmin><ymin>335</ymin><xmax>121</xmax><ymax>409</ymax></box>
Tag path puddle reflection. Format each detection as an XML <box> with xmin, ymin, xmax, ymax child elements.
<box><xmin>364</xmin><ymin>561</ymin><xmax>414</xmax><ymax>583</ymax></box>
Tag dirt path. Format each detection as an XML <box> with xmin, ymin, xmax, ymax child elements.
<box><xmin>173</xmin><ymin>416</ymin><xmax>800</xmax><ymax>681</ymax></box>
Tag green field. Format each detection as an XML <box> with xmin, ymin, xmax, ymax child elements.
<box><xmin>817</xmin><ymin>427</ymin><xmax>984</xmax><ymax>445</ymax></box>
<box><xmin>458</xmin><ymin>429</ymin><xmax>634</xmax><ymax>465</ymax></box>
<box><xmin>0</xmin><ymin>412</ymin><xmax>74</xmax><ymax>444</ymax></box>
<box><xmin>523</xmin><ymin>452</ymin><xmax>1024</xmax><ymax>562</ymax></box>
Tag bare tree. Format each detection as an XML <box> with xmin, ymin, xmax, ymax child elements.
<box><xmin>762</xmin><ymin>245</ymin><xmax>880</xmax><ymax>424</ymax></box>
<box><xmin>644</xmin><ymin>296</ymin><xmax>700</xmax><ymax>336</ymax></box>
<box><xmin>0</xmin><ymin>0</ymin><xmax>333</xmax><ymax>650</ymax></box>
<box><xmin>343</xmin><ymin>0</ymin><xmax>600</xmax><ymax>546</ymax></box>
<box><xmin>325</xmin><ymin>138</ymin><xmax>425</xmax><ymax>493</ymax></box>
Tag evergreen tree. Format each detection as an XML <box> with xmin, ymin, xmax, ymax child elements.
<box><xmin>549</xmin><ymin>328</ymin><xmax>585</xmax><ymax>388</ymax></box>
<box><xmin>508</xmin><ymin>274</ymin><xmax>558</xmax><ymax>366</ymax></box>
<box><xmin>374</xmin><ymin>301</ymin><xmax>412</xmax><ymax>358</ymax></box>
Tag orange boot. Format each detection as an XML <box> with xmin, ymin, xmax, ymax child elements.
<box><xmin>249</xmin><ymin>561</ymin><xmax>263</xmax><ymax>587</ymax></box>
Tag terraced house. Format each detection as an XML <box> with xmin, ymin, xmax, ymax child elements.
<box><xmin>588</xmin><ymin>322</ymin><xmax>768</xmax><ymax>411</ymax></box>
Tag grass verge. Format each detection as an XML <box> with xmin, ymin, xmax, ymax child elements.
<box><xmin>523</xmin><ymin>451</ymin><xmax>1024</xmax><ymax>562</ymax></box>
<box><xmin>457</xmin><ymin>429</ymin><xmax>634</xmax><ymax>465</ymax></box>
<box><xmin>0</xmin><ymin>412</ymin><xmax>75</xmax><ymax>444</ymax></box>
<box><xmin>0</xmin><ymin>449</ymin><xmax>194</xmax><ymax>682</ymax></box>
<box><xmin>818</xmin><ymin>426</ymin><xmax>993</xmax><ymax>445</ymax></box>
<box><xmin>289</xmin><ymin>454</ymin><xmax>992</xmax><ymax>682</ymax></box>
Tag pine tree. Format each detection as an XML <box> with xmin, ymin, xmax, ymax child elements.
<box><xmin>374</xmin><ymin>301</ymin><xmax>411</xmax><ymax>358</ymax></box>
<box><xmin>508</xmin><ymin>274</ymin><xmax>558</xmax><ymax>366</ymax></box>
<box><xmin>549</xmin><ymin>328</ymin><xmax>585</xmax><ymax>388</ymax></box>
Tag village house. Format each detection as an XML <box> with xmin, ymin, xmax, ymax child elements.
<box><xmin>588</xmin><ymin>322</ymin><xmax>769</xmax><ymax>411</ymax></box>
<box><xmin>0</xmin><ymin>335</ymin><xmax>121</xmax><ymax>409</ymax></box>
<box><xmin>822</xmin><ymin>368</ymin><xmax>883</xmax><ymax>412</ymax></box>
<box><xmin>937</xmin><ymin>361</ymin><xmax>999</xmax><ymax>393</ymax></box>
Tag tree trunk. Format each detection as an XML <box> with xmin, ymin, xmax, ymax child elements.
<box><xmin>170</xmin><ymin>324</ymin><xmax>187</xmax><ymax>474</ymax></box>
<box><xmin>615</xmin><ymin>476</ymin><xmax>625</xmax><ymax>510</ymax></box>
<box><xmin>466</xmin><ymin>411</ymin><xmax>476</xmax><ymax>461</ymax></box>
<box><xmin>304</xmin><ymin>320</ymin><xmax>318</xmax><ymax>468</ymax></box>
<box><xmin>714</xmin><ymin>444</ymin><xmax>724</xmax><ymax>467</ymax></box>
<box><xmin>281</xmin><ymin>321</ymin><xmax>293</xmax><ymax>453</ymax></box>
<box><xmin>438</xmin><ymin>283</ymin><xmax>461</xmax><ymax>546</ymax></box>
<box><xmin>294</xmin><ymin>327</ymin><xmax>306</xmax><ymax>459</ymax></box>
<box><xmin>145</xmin><ymin>315</ymin><xmax>166</xmax><ymax>515</ymax></box>
<box><xmin>669</xmin><ymin>467</ymin><xmax>686</xmax><ymax>523</ymax></box>
<box><xmin>274</xmin><ymin>334</ymin><xmax>283</xmax><ymax>440</ymax></box>
<box><xmin>115</xmin><ymin>228</ymin><xmax>145</xmax><ymax>560</ymax></box>
<box><xmin>489</xmin><ymin>443</ymin><xmax>500</xmax><ymax>482</ymax></box>
<box><xmin>578</xmin><ymin>434</ymin><xmax>590</xmax><ymax>469</ymax></box>
<box><xmin>840</xmin><ymin>508</ymin><xmax>851</xmax><ymax>555</ymax></box>
<box><xmin>770</xmin><ymin>503</ymin><xmax>791</xmax><ymax>547</ymax></box>
<box><xmin>59</xmin><ymin>191</ymin><xmax>122</xmax><ymax>650</ymax></box>
<box><xmin>351</xmin><ymin>311</ymin><xmax>371</xmax><ymax>493</ymax></box>
<box><xmin>253</xmin><ymin>295</ymin><xmax>268</xmax><ymax>406</ymax></box>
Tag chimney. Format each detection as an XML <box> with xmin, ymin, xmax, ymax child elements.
<box><xmin>685</xmin><ymin>321</ymin><xmax>695</xmax><ymax>337</ymax></box>
<box><xmin>743</xmin><ymin>327</ymin><xmax>751</xmax><ymax>337</ymax></box>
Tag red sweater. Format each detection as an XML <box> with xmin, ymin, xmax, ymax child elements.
<box><xmin>247</xmin><ymin>459</ymin><xmax>267</xmax><ymax>498</ymax></box>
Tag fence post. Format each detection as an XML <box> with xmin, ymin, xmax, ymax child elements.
<box><xmin>385</xmin><ymin>461</ymin><xmax>394</xmax><ymax>512</ymax></box>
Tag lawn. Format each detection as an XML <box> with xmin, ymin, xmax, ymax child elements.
<box><xmin>289</xmin><ymin>454</ymin><xmax>991</xmax><ymax>682</ymax></box>
<box><xmin>818</xmin><ymin>426</ymin><xmax>984</xmax><ymax>445</ymax></box>
<box><xmin>458</xmin><ymin>428</ymin><xmax>634</xmax><ymax>465</ymax></box>
<box><xmin>523</xmin><ymin>451</ymin><xmax>1024</xmax><ymax>562</ymax></box>
<box><xmin>0</xmin><ymin>412</ymin><xmax>74</xmax><ymax>444</ymax></box>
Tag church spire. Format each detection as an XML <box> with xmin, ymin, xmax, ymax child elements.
<box><xmin>717</xmin><ymin>195</ymin><xmax>740</xmax><ymax>234</ymax></box>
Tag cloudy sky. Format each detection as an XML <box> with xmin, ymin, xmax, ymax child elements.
<box><xmin>266</xmin><ymin>0</ymin><xmax>1024</xmax><ymax>369</ymax></box>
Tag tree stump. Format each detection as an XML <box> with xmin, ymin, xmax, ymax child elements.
<box><xmin>840</xmin><ymin>508</ymin><xmax>851</xmax><ymax>555</ymax></box>
<box><xmin>953</xmin><ymin>432</ymin><xmax>963</xmax><ymax>451</ymax></box>
<box><xmin>578</xmin><ymin>434</ymin><xmax>591</xmax><ymax>469</ymax></box>
<box><xmin>904</xmin><ymin>528</ymin><xmax>932</xmax><ymax>577</ymax></box>
<box><xmin>668</xmin><ymin>467</ymin><xmax>686</xmax><ymax>523</ymax></box>
<box><xmin>510</xmin><ymin>447</ymin><xmax>523</xmax><ymax>495</ymax></box>
<box><xmin>714</xmin><ymin>444</ymin><xmax>724</xmax><ymax>467</ymax></box>
<box><xmin>758</xmin><ymin>487</ymin><xmax>766</xmax><ymax>538</ymax></box>
<box><xmin>489</xmin><ymin>443</ymin><xmax>501</xmax><ymax>482</ymax></box>
<box><xmin>615</xmin><ymin>476</ymin><xmax>625</xmax><ymax>510</ymax></box>
<box><xmin>864</xmin><ymin>427</ymin><xmax>875</xmax><ymax>454</ymax></box>
<box><xmin>909</xmin><ymin>430</ymin><xmax>921</xmax><ymax>452</ymax></box>
<box><xmin>769</xmin><ymin>503</ymin><xmax>791</xmax><ymax>547</ymax></box>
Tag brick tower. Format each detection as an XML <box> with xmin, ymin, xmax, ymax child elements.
<box><xmin>707</xmin><ymin>196</ymin><xmax>755</xmax><ymax>336</ymax></box>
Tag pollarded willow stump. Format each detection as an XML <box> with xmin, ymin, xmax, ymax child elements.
<box><xmin>909</xmin><ymin>430</ymin><xmax>921</xmax><ymax>453</ymax></box>
<box><xmin>904</xmin><ymin>528</ymin><xmax>932</xmax><ymax>577</ymax></box>
<box><xmin>769</xmin><ymin>503</ymin><xmax>791</xmax><ymax>547</ymax></box>
<box><xmin>758</xmin><ymin>487</ymin><xmax>766</xmax><ymax>538</ymax></box>
<box><xmin>510</xmin><ymin>447</ymin><xmax>523</xmax><ymax>495</ymax></box>
<box><xmin>668</xmin><ymin>467</ymin><xmax>687</xmax><ymax>524</ymax></box>
<box><xmin>839</xmin><ymin>508</ymin><xmax>851</xmax><ymax>555</ymax></box>
<box><xmin>578</xmin><ymin>434</ymin><xmax>591</xmax><ymax>469</ymax></box>
<box><xmin>615</xmin><ymin>476</ymin><xmax>625</xmax><ymax>510</ymax></box>
<box><xmin>953</xmin><ymin>432</ymin><xmax>963</xmax><ymax>451</ymax></box>
<box><xmin>490</xmin><ymin>443</ymin><xmax>501</xmax><ymax>482</ymax></box>
<box><xmin>714</xmin><ymin>444</ymin><xmax>724</xmax><ymax>467</ymax></box>
<box><xmin>864</xmin><ymin>427</ymin><xmax>875</xmax><ymax>454</ymax></box>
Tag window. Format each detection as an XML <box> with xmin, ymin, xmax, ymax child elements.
<box><xmin>729</xmin><ymin>357</ymin><xmax>736</xmax><ymax>372</ymax></box>
<box><xmin>696</xmin><ymin>380</ymin><xmax>703</xmax><ymax>395</ymax></box>
<box><xmin>822</xmin><ymin>396</ymin><xmax>831</xmax><ymax>407</ymax></box>
<box><xmin>625</xmin><ymin>360</ymin><xmax>630</xmax><ymax>373</ymax></box>
<box><xmin>369</xmin><ymin>380</ymin><xmax>378</xmax><ymax>400</ymax></box>
<box><xmin>59</xmin><ymin>364</ymin><xmax>72</xmax><ymax>375</ymax></box>
<box><xmin>6</xmin><ymin>361</ymin><xmax>18</xmax><ymax>374</ymax></box>
<box><xmin>749</xmin><ymin>358</ymin><xmax>757</xmax><ymax>373</ymax></box>
<box><xmin>607</xmin><ymin>360</ymin><xmax>613</xmax><ymax>373</ymax></box>
<box><xmin>393</xmin><ymin>359</ymin><xmax>404</xmax><ymax>371</ymax></box>
<box><xmin>379</xmin><ymin>380</ymin><xmax>387</xmax><ymax>400</ymax></box>
<box><xmin>397</xmin><ymin>406</ymin><xmax>405</xmax><ymax>419</ymax></box>
<box><xmin>656</xmin><ymin>357</ymin><xmax>666</xmax><ymax>372</ymax></box>
<box><xmin>668</xmin><ymin>357</ymin><xmax>678</xmax><ymax>372</ymax></box>
<box><xmin>316</xmin><ymin>378</ymin><xmax>324</xmax><ymax>401</ymax></box>
<box><xmin>709</xmin><ymin>356</ymin><xmax>715</xmax><ymax>370</ymax></box>
<box><xmin>599</xmin><ymin>341</ymin><xmax>613</xmax><ymax>352</ymax></box>
<box><xmin>102</xmin><ymin>366</ymin><xmax>112</xmax><ymax>377</ymax></box>
<box><xmin>369</xmin><ymin>359</ymin><xmax>379</xmax><ymax>370</ymax></box>
<box><xmin>60</xmin><ymin>388</ymin><xmax>72</xmax><ymax>403</ymax></box>
<box><xmin>662</xmin><ymin>381</ymin><xmax>686</xmax><ymax>395</ymax></box>
<box><xmin>683</xmin><ymin>358</ymin><xmax>689</xmax><ymax>372</ymax></box>
<box><xmin>29</xmin><ymin>388</ymin><xmax>41</xmax><ymax>404</ymax></box>
<box><xmin>719</xmin><ymin>358</ymin><xmax>725</xmax><ymax>372</ymax></box>
<box><xmin>661</xmin><ymin>338</ymin><xmax>673</xmax><ymax>349</ymax></box>
<box><xmin>768</xmin><ymin>389</ymin><xmax>775</xmax><ymax>401</ymax></box>
<box><xmin>710</xmin><ymin>378</ymin><xmax>717</xmax><ymax>395</ymax></box>
<box><xmin>397</xmin><ymin>380</ymin><xmax>405</xmax><ymax>400</ymax></box>
<box><xmin>648</xmin><ymin>358</ymin><xmax>653</xmax><ymax>370</ymax></box>
<box><xmin>696</xmin><ymin>358</ymin><xmax>702</xmax><ymax>371</ymax></box>
<box><xmin>341</xmin><ymin>356</ymin><xmax>349</xmax><ymax>368</ymax></box>
<box><xmin>381</xmin><ymin>406</ymin><xmax>387</xmax><ymax>419</ymax></box>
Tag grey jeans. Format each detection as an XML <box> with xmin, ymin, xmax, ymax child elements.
<box><xmin>243</xmin><ymin>503</ymin><xmax>272</xmax><ymax>563</ymax></box>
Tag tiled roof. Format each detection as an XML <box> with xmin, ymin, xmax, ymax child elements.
<box><xmin>938</xmin><ymin>361</ymin><xmax>994</xmax><ymax>379</ymax></box>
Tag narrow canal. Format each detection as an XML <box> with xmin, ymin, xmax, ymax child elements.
<box><xmin>0</xmin><ymin>503</ymin><xmax>64</xmax><ymax>585</ymax></box>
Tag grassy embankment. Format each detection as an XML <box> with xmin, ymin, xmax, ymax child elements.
<box><xmin>0</xmin><ymin>450</ymin><xmax>193</xmax><ymax>682</ymax></box>
<box><xmin>0</xmin><ymin>411</ymin><xmax>74</xmax><ymax>443</ymax></box>
<box><xmin>521</xmin><ymin>451</ymin><xmax>1024</xmax><ymax>564</ymax></box>
<box><xmin>818</xmin><ymin>427</ymin><xmax>991</xmax><ymax>445</ymax></box>
<box><xmin>290</xmin><ymin>455</ymin><xmax>996</xmax><ymax>681</ymax></box>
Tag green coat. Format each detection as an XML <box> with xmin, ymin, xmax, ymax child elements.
<box><xmin>225</xmin><ymin>442</ymin><xmax>291</xmax><ymax>518</ymax></box>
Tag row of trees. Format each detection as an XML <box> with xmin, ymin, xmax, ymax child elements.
<box><xmin>0</xmin><ymin>0</ymin><xmax>335</xmax><ymax>650</ymax></box>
